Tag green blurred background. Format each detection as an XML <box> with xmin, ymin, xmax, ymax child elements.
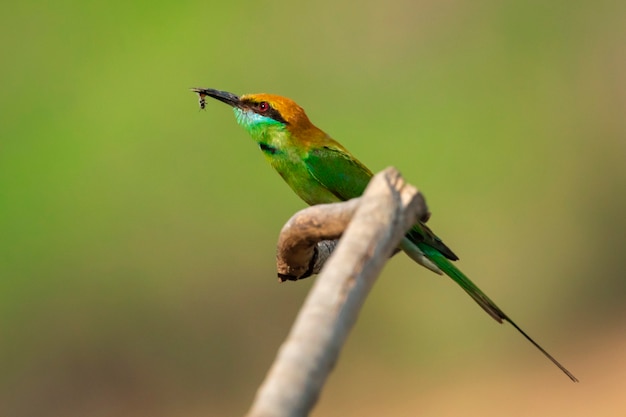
<box><xmin>1</xmin><ymin>0</ymin><xmax>625</xmax><ymax>416</ymax></box>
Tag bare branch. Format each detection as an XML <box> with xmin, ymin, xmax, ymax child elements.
<box><xmin>276</xmin><ymin>174</ymin><xmax>429</xmax><ymax>282</ymax></box>
<box><xmin>275</xmin><ymin>198</ymin><xmax>359</xmax><ymax>281</ymax></box>
<box><xmin>246</xmin><ymin>167</ymin><xmax>426</xmax><ymax>417</ymax></box>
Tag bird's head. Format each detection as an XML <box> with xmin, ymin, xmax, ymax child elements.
<box><xmin>191</xmin><ymin>88</ymin><xmax>315</xmax><ymax>137</ymax></box>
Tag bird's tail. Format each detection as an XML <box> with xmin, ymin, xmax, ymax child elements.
<box><xmin>419</xmin><ymin>244</ymin><xmax>506</xmax><ymax>323</ymax></box>
<box><xmin>418</xmin><ymin>243</ymin><xmax>579</xmax><ymax>382</ymax></box>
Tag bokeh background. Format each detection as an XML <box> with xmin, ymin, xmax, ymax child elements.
<box><xmin>2</xmin><ymin>0</ymin><xmax>625</xmax><ymax>416</ymax></box>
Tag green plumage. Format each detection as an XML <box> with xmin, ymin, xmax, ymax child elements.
<box><xmin>193</xmin><ymin>87</ymin><xmax>578</xmax><ymax>382</ymax></box>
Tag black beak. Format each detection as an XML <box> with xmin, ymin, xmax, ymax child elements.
<box><xmin>191</xmin><ymin>88</ymin><xmax>240</xmax><ymax>108</ymax></box>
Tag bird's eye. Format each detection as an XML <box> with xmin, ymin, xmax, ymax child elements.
<box><xmin>258</xmin><ymin>101</ymin><xmax>269</xmax><ymax>112</ymax></box>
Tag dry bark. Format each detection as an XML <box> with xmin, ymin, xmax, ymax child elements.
<box><xmin>246</xmin><ymin>167</ymin><xmax>428</xmax><ymax>417</ymax></box>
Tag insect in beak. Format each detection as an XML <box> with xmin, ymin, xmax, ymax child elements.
<box><xmin>198</xmin><ymin>93</ymin><xmax>207</xmax><ymax>110</ymax></box>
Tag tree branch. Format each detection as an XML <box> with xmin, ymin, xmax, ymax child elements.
<box><xmin>246</xmin><ymin>167</ymin><xmax>427</xmax><ymax>417</ymax></box>
<box><xmin>275</xmin><ymin>199</ymin><xmax>357</xmax><ymax>282</ymax></box>
<box><xmin>275</xmin><ymin>171</ymin><xmax>429</xmax><ymax>282</ymax></box>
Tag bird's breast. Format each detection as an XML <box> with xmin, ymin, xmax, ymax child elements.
<box><xmin>259</xmin><ymin>143</ymin><xmax>340</xmax><ymax>205</ymax></box>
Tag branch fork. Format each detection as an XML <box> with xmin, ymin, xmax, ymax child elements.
<box><xmin>246</xmin><ymin>167</ymin><xmax>428</xmax><ymax>417</ymax></box>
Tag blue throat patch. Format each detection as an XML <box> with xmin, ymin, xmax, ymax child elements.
<box><xmin>234</xmin><ymin>108</ymin><xmax>282</xmax><ymax>129</ymax></box>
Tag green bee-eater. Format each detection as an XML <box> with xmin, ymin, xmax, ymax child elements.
<box><xmin>192</xmin><ymin>88</ymin><xmax>577</xmax><ymax>382</ymax></box>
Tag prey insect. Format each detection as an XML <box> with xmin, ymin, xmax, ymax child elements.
<box><xmin>198</xmin><ymin>93</ymin><xmax>207</xmax><ymax>110</ymax></box>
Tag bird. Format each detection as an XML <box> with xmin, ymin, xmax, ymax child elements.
<box><xmin>191</xmin><ymin>87</ymin><xmax>578</xmax><ymax>382</ymax></box>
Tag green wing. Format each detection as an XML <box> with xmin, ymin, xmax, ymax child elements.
<box><xmin>303</xmin><ymin>145</ymin><xmax>373</xmax><ymax>201</ymax></box>
<box><xmin>303</xmin><ymin>145</ymin><xmax>458</xmax><ymax>260</ymax></box>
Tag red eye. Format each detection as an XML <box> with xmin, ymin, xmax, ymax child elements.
<box><xmin>258</xmin><ymin>101</ymin><xmax>269</xmax><ymax>112</ymax></box>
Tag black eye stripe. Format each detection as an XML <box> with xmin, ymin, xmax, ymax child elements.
<box><xmin>266</xmin><ymin>107</ymin><xmax>288</xmax><ymax>124</ymax></box>
<box><xmin>245</xmin><ymin>100</ymin><xmax>288</xmax><ymax>124</ymax></box>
